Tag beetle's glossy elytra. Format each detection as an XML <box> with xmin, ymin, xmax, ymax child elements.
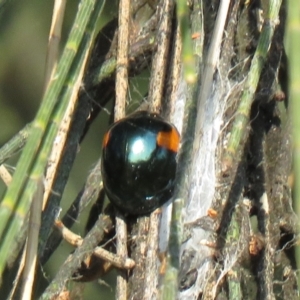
<box><xmin>101</xmin><ymin>111</ymin><xmax>180</xmax><ymax>215</ymax></box>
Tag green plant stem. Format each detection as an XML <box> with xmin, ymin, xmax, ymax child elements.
<box><xmin>40</xmin><ymin>159</ymin><xmax>102</xmax><ymax>265</ymax></box>
<box><xmin>161</xmin><ymin>198</ymin><xmax>184</xmax><ymax>300</ymax></box>
<box><xmin>0</xmin><ymin>19</ymin><xmax>156</xmax><ymax>169</ymax></box>
<box><xmin>161</xmin><ymin>2</ymin><xmax>203</xmax><ymax>297</ymax></box>
<box><xmin>177</xmin><ymin>0</ymin><xmax>196</xmax><ymax>83</ymax></box>
<box><xmin>222</xmin><ymin>0</ymin><xmax>283</xmax><ymax>172</ymax></box>
<box><xmin>285</xmin><ymin>0</ymin><xmax>300</xmax><ymax>288</ymax></box>
<box><xmin>38</xmin><ymin>0</ymin><xmax>106</xmax><ymax>256</ymax></box>
<box><xmin>0</xmin><ymin>123</ymin><xmax>30</xmax><ymax>165</ymax></box>
<box><xmin>0</xmin><ymin>0</ymin><xmax>105</xmax><ymax>278</ymax></box>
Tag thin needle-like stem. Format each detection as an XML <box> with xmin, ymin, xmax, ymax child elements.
<box><xmin>142</xmin><ymin>1</ymin><xmax>175</xmax><ymax>298</ymax></box>
<box><xmin>21</xmin><ymin>180</ymin><xmax>43</xmax><ymax>300</ymax></box>
<box><xmin>194</xmin><ymin>0</ymin><xmax>231</xmax><ymax>149</ymax></box>
<box><xmin>286</xmin><ymin>0</ymin><xmax>300</xmax><ymax>287</ymax></box>
<box><xmin>115</xmin><ymin>0</ymin><xmax>130</xmax><ymax>298</ymax></box>
<box><xmin>18</xmin><ymin>4</ymin><xmax>67</xmax><ymax>297</ymax></box>
<box><xmin>148</xmin><ymin>0</ymin><xmax>174</xmax><ymax>113</ymax></box>
<box><xmin>54</xmin><ymin>219</ymin><xmax>135</xmax><ymax>270</ymax></box>
<box><xmin>115</xmin><ymin>0</ymin><xmax>130</xmax><ymax>121</ymax></box>
<box><xmin>44</xmin><ymin>0</ymin><xmax>67</xmax><ymax>90</ymax></box>
<box><xmin>0</xmin><ymin>0</ymin><xmax>106</xmax><ymax>279</ymax></box>
<box><xmin>0</xmin><ymin>123</ymin><xmax>30</xmax><ymax>165</ymax></box>
<box><xmin>222</xmin><ymin>0</ymin><xmax>283</xmax><ymax>172</ymax></box>
<box><xmin>0</xmin><ymin>165</ymin><xmax>12</xmax><ymax>186</ymax></box>
<box><xmin>176</xmin><ymin>0</ymin><xmax>196</xmax><ymax>83</ymax></box>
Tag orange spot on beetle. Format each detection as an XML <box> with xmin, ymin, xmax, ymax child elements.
<box><xmin>156</xmin><ymin>127</ymin><xmax>180</xmax><ymax>152</ymax></box>
<box><xmin>102</xmin><ymin>131</ymin><xmax>110</xmax><ymax>148</ymax></box>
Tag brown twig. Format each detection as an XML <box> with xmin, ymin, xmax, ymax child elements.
<box><xmin>144</xmin><ymin>209</ymin><xmax>161</xmax><ymax>298</ymax></box>
<box><xmin>115</xmin><ymin>0</ymin><xmax>130</xmax><ymax>121</ymax></box>
<box><xmin>115</xmin><ymin>0</ymin><xmax>131</xmax><ymax>298</ymax></box>
<box><xmin>54</xmin><ymin>219</ymin><xmax>135</xmax><ymax>270</ymax></box>
<box><xmin>163</xmin><ymin>21</ymin><xmax>182</xmax><ymax>120</ymax></box>
<box><xmin>44</xmin><ymin>0</ymin><xmax>67</xmax><ymax>90</ymax></box>
<box><xmin>21</xmin><ymin>180</ymin><xmax>44</xmax><ymax>300</ymax></box>
<box><xmin>148</xmin><ymin>0</ymin><xmax>174</xmax><ymax>113</ymax></box>
<box><xmin>40</xmin><ymin>160</ymin><xmax>103</xmax><ymax>265</ymax></box>
<box><xmin>39</xmin><ymin>215</ymin><xmax>112</xmax><ymax>299</ymax></box>
<box><xmin>0</xmin><ymin>165</ymin><xmax>12</xmax><ymax>186</ymax></box>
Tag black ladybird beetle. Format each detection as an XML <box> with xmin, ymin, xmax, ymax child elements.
<box><xmin>101</xmin><ymin>111</ymin><xmax>180</xmax><ymax>215</ymax></box>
